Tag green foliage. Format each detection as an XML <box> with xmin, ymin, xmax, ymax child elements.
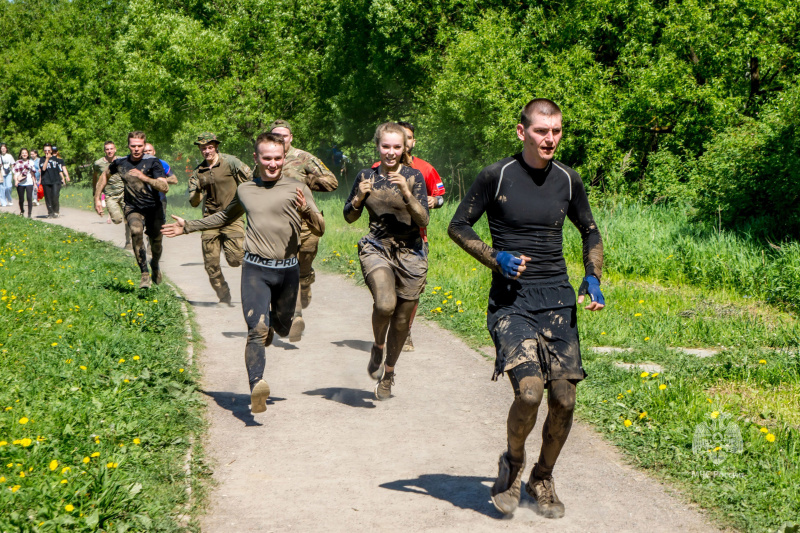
<box><xmin>0</xmin><ymin>214</ymin><xmax>201</xmax><ymax>531</ymax></box>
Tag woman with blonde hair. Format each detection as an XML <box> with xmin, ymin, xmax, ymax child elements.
<box><xmin>344</xmin><ymin>122</ymin><xmax>429</xmax><ymax>400</ymax></box>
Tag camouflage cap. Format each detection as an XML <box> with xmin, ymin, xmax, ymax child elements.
<box><xmin>269</xmin><ymin>120</ymin><xmax>292</xmax><ymax>133</ymax></box>
<box><xmin>194</xmin><ymin>132</ymin><xmax>221</xmax><ymax>145</ymax></box>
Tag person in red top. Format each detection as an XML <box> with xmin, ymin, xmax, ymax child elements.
<box><xmin>372</xmin><ymin>121</ymin><xmax>445</xmax><ymax>351</ymax></box>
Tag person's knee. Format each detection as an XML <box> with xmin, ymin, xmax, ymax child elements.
<box><xmin>549</xmin><ymin>380</ymin><xmax>577</xmax><ymax>414</ymax></box>
<box><xmin>373</xmin><ymin>295</ymin><xmax>396</xmax><ymax>318</ymax></box>
<box><xmin>247</xmin><ymin>320</ymin><xmax>272</xmax><ymax>346</ymax></box>
<box><xmin>517</xmin><ymin>375</ymin><xmax>544</xmax><ymax>410</ymax></box>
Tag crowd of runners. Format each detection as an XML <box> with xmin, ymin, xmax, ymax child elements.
<box><xmin>84</xmin><ymin>98</ymin><xmax>606</xmax><ymax>519</ymax></box>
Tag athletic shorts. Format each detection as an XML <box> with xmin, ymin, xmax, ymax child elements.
<box><xmin>124</xmin><ymin>204</ymin><xmax>165</xmax><ymax>238</ymax></box>
<box><xmin>358</xmin><ymin>235</ymin><xmax>427</xmax><ymax>300</ymax></box>
<box><xmin>487</xmin><ymin>274</ymin><xmax>586</xmax><ymax>383</ymax></box>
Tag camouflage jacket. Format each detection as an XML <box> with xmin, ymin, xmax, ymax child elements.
<box><xmin>94</xmin><ymin>157</ymin><xmax>124</xmax><ymax>197</ymax></box>
<box><xmin>282</xmin><ymin>146</ymin><xmax>338</xmax><ymax>192</ymax></box>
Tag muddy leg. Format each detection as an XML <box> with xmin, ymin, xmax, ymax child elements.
<box><xmin>384</xmin><ymin>297</ymin><xmax>417</xmax><ymax>369</ymax></box>
<box><xmin>507</xmin><ymin>360</ymin><xmax>545</xmax><ymax>462</ymax></box>
<box><xmin>534</xmin><ymin>379</ymin><xmax>576</xmax><ymax>477</ymax></box>
<box><xmin>364</xmin><ymin>267</ymin><xmax>396</xmax><ymax>346</ymax></box>
<box><xmin>126</xmin><ymin>211</ymin><xmax>148</xmax><ymax>273</ymax></box>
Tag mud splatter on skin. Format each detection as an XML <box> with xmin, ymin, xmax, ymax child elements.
<box><xmin>364</xmin><ymin>268</ymin><xmax>418</xmax><ymax>368</ymax></box>
<box><xmin>535</xmin><ymin>379</ymin><xmax>576</xmax><ymax>477</ymax></box>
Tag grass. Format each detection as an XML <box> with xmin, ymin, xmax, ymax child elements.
<box><xmin>311</xmin><ymin>192</ymin><xmax>800</xmax><ymax>532</ymax></box>
<box><xmin>59</xmin><ymin>182</ymin><xmax>202</xmax><ymax>221</ymax></box>
<box><xmin>0</xmin><ymin>213</ymin><xmax>203</xmax><ymax>531</ymax></box>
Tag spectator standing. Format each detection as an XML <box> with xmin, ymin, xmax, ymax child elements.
<box><xmin>39</xmin><ymin>144</ymin><xmax>68</xmax><ymax>218</ymax></box>
<box><xmin>13</xmin><ymin>148</ymin><xmax>35</xmax><ymax>217</ymax></box>
<box><xmin>30</xmin><ymin>150</ymin><xmax>41</xmax><ymax>206</ymax></box>
<box><xmin>0</xmin><ymin>143</ymin><xmax>15</xmax><ymax>207</ymax></box>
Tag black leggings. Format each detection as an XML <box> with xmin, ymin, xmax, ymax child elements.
<box><xmin>241</xmin><ymin>261</ymin><xmax>299</xmax><ymax>387</ymax></box>
<box><xmin>16</xmin><ymin>185</ymin><xmax>33</xmax><ymax>217</ymax></box>
<box><xmin>42</xmin><ymin>183</ymin><xmax>61</xmax><ymax>215</ymax></box>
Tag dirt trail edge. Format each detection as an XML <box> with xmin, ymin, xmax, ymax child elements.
<box><xmin>45</xmin><ymin>206</ymin><xmax>720</xmax><ymax>533</ymax></box>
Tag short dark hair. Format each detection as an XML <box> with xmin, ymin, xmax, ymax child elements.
<box><xmin>397</xmin><ymin>121</ymin><xmax>415</xmax><ymax>133</ymax></box>
<box><xmin>43</xmin><ymin>143</ymin><xmax>52</xmax><ymax>149</ymax></box>
<box><xmin>254</xmin><ymin>132</ymin><xmax>286</xmax><ymax>152</ymax></box>
<box><xmin>104</xmin><ymin>140</ymin><xmax>115</xmax><ymax>147</ymax></box>
<box><xmin>128</xmin><ymin>131</ymin><xmax>147</xmax><ymax>142</ymax></box>
<box><xmin>520</xmin><ymin>99</ymin><xmax>562</xmax><ymax>127</ymax></box>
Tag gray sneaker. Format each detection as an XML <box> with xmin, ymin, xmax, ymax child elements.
<box><xmin>402</xmin><ymin>333</ymin><xmax>415</xmax><ymax>352</ymax></box>
<box><xmin>491</xmin><ymin>451</ymin><xmax>525</xmax><ymax>515</ymax></box>
<box><xmin>374</xmin><ymin>370</ymin><xmax>394</xmax><ymax>401</ymax></box>
<box><xmin>250</xmin><ymin>379</ymin><xmax>271</xmax><ymax>414</ymax></box>
<box><xmin>525</xmin><ymin>465</ymin><xmax>565</xmax><ymax>519</ymax></box>
<box><xmin>368</xmin><ymin>344</ymin><xmax>384</xmax><ymax>379</ymax></box>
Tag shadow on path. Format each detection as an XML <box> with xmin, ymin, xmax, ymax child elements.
<box><xmin>303</xmin><ymin>387</ymin><xmax>376</xmax><ymax>409</ymax></box>
<box><xmin>181</xmin><ymin>262</ymin><xmax>205</xmax><ymax>267</ymax></box>
<box><xmin>201</xmin><ymin>390</ymin><xmax>285</xmax><ymax>427</ymax></box>
<box><xmin>189</xmin><ymin>300</ymin><xmax>224</xmax><ymax>308</ymax></box>
<box><xmin>380</xmin><ymin>474</ymin><xmax>503</xmax><ymax>518</ymax></box>
<box><xmin>221</xmin><ymin>332</ymin><xmax>299</xmax><ymax>350</ymax></box>
<box><xmin>332</xmin><ymin>339</ymin><xmax>373</xmax><ymax>353</ymax></box>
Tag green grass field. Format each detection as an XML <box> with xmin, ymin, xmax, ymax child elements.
<box><xmin>0</xmin><ymin>213</ymin><xmax>203</xmax><ymax>531</ymax></box>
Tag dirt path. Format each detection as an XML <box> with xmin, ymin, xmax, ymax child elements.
<box><xmin>42</xmin><ymin>204</ymin><xmax>720</xmax><ymax>532</ymax></box>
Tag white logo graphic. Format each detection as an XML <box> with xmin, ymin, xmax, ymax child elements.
<box><xmin>692</xmin><ymin>412</ymin><xmax>743</xmax><ymax>465</ymax></box>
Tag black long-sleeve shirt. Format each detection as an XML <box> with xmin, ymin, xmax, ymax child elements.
<box><xmin>448</xmin><ymin>154</ymin><xmax>603</xmax><ymax>283</ymax></box>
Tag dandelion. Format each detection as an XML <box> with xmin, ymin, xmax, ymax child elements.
<box><xmin>760</xmin><ymin>427</ymin><xmax>769</xmax><ymax>434</ymax></box>
<box><xmin>179</xmin><ymin>368</ymin><xmax>185</xmax><ymax>373</ymax></box>
<box><xmin>82</xmin><ymin>457</ymin><xmax>89</xmax><ymax>464</ymax></box>
<box><xmin>60</xmin><ymin>479</ymin><xmax>68</xmax><ymax>484</ymax></box>
<box><xmin>11</xmin><ymin>485</ymin><xmax>20</xmax><ymax>492</ymax></box>
<box><xmin>51</xmin><ymin>343</ymin><xmax>58</xmax><ymax>347</ymax></box>
<box><xmin>106</xmin><ymin>462</ymin><xmax>114</xmax><ymax>468</ymax></box>
<box><xmin>600</xmin><ymin>331</ymin><xmax>606</xmax><ymax>335</ymax></box>
<box><xmin>123</xmin><ymin>379</ymin><xmax>129</xmax><ymax>383</ymax></box>
<box><xmin>65</xmin><ymin>504</ymin><xmax>74</xmax><ymax>512</ymax></box>
<box><xmin>659</xmin><ymin>384</ymin><xmax>667</xmax><ymax>390</ymax></box>
<box><xmin>651</xmin><ymin>372</ymin><xmax>659</xmax><ymax>377</ymax></box>
<box><xmin>0</xmin><ymin>476</ymin><xmax>4</xmax><ymax>482</ymax></box>
<box><xmin>640</xmin><ymin>372</ymin><xmax>649</xmax><ymax>378</ymax></box>
<box><xmin>623</xmin><ymin>419</ymin><xmax>632</xmax><ymax>427</ymax></box>
<box><xmin>49</xmin><ymin>460</ymin><xmax>58</xmax><ymax>471</ymax></box>
<box><xmin>80</xmin><ymin>366</ymin><xmax>87</xmax><ymax>370</ymax></box>
<box><xmin>56</xmin><ymin>319</ymin><xmax>62</xmax><ymax>324</ymax></box>
<box><xmin>442</xmin><ymin>300</ymin><xmax>447</xmax><ymax>304</ymax></box>
<box><xmin>626</xmin><ymin>389</ymin><xmax>632</xmax><ymax>393</ymax></box>
<box><xmin>18</xmin><ymin>417</ymin><xmax>28</xmax><ymax>425</ymax></box>
<box><xmin>644</xmin><ymin>337</ymin><xmax>650</xmax><ymax>341</ymax></box>
<box><xmin>711</xmin><ymin>411</ymin><xmax>719</xmax><ymax>418</ymax></box>
<box><xmin>713</xmin><ymin>446</ymin><xmax>721</xmax><ymax>452</ymax></box>
<box><xmin>638</xmin><ymin>300</ymin><xmax>644</xmax><ymax>304</ymax></box>
<box><xmin>90</xmin><ymin>452</ymin><xmax>100</xmax><ymax>458</ymax></box>
<box><xmin>758</xmin><ymin>359</ymin><xmax>766</xmax><ymax>364</ymax></box>
<box><xmin>471</xmin><ymin>267</ymin><xmax>477</xmax><ymax>271</ymax></box>
<box><xmin>19</xmin><ymin>472</ymin><xmax>25</xmax><ymax>478</ymax></box>
<box><xmin>120</xmin><ymin>313</ymin><xmax>126</xmax><ymax>317</ymax></box>
<box><xmin>20</xmin><ymin>438</ymin><xmax>32</xmax><ymax>447</ymax></box>
<box><xmin>133</xmin><ymin>438</ymin><xmax>141</xmax><ymax>445</ymax></box>
<box><xmin>133</xmin><ymin>355</ymin><xmax>140</xmax><ymax>361</ymax></box>
<box><xmin>119</xmin><ymin>358</ymin><xmax>125</xmax><ymax>363</ymax></box>
<box><xmin>0</xmin><ymin>441</ymin><xmax>5</xmax><ymax>446</ymax></box>
<box><xmin>456</xmin><ymin>301</ymin><xmax>462</xmax><ymax>305</ymax></box>
<box><xmin>766</xmin><ymin>434</ymin><xmax>776</xmax><ymax>443</ymax></box>
<box><xmin>61</xmin><ymin>467</ymin><xmax>70</xmax><ymax>474</ymax></box>
<box><xmin>634</xmin><ymin>313</ymin><xmax>642</xmax><ymax>317</ymax></box>
<box><xmin>639</xmin><ymin>412</ymin><xmax>647</xmax><ymax>419</ymax></box>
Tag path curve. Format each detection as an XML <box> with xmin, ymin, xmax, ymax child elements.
<box><xmin>41</xmin><ymin>205</ymin><xmax>720</xmax><ymax>532</ymax></box>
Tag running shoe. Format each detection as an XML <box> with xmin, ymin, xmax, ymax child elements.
<box><xmin>288</xmin><ymin>316</ymin><xmax>305</xmax><ymax>342</ymax></box>
<box><xmin>151</xmin><ymin>269</ymin><xmax>162</xmax><ymax>285</ymax></box>
<box><xmin>250</xmin><ymin>379</ymin><xmax>271</xmax><ymax>414</ymax></box>
<box><xmin>139</xmin><ymin>273</ymin><xmax>151</xmax><ymax>289</ymax></box>
<box><xmin>402</xmin><ymin>333</ymin><xmax>415</xmax><ymax>352</ymax></box>
<box><xmin>374</xmin><ymin>370</ymin><xmax>394</xmax><ymax>401</ymax></box>
<box><xmin>368</xmin><ymin>344</ymin><xmax>384</xmax><ymax>379</ymax></box>
<box><xmin>526</xmin><ymin>465</ymin><xmax>565</xmax><ymax>518</ymax></box>
<box><xmin>491</xmin><ymin>451</ymin><xmax>525</xmax><ymax>515</ymax></box>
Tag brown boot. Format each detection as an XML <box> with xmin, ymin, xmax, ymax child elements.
<box><xmin>402</xmin><ymin>333</ymin><xmax>415</xmax><ymax>352</ymax></box>
<box><xmin>250</xmin><ymin>379</ymin><xmax>271</xmax><ymax>414</ymax></box>
<box><xmin>288</xmin><ymin>316</ymin><xmax>305</xmax><ymax>342</ymax></box>
<box><xmin>525</xmin><ymin>464</ymin><xmax>565</xmax><ymax>519</ymax></box>
<box><xmin>491</xmin><ymin>451</ymin><xmax>525</xmax><ymax>515</ymax></box>
<box><xmin>300</xmin><ymin>285</ymin><xmax>312</xmax><ymax>309</ymax></box>
<box><xmin>139</xmin><ymin>273</ymin><xmax>151</xmax><ymax>289</ymax></box>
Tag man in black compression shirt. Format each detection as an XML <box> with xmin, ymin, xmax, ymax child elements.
<box><xmin>448</xmin><ymin>99</ymin><xmax>605</xmax><ymax>519</ymax></box>
<box><xmin>95</xmin><ymin>131</ymin><xmax>169</xmax><ymax>289</ymax></box>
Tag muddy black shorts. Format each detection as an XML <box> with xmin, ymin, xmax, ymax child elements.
<box><xmin>487</xmin><ymin>274</ymin><xmax>586</xmax><ymax>383</ymax></box>
<box><xmin>124</xmin><ymin>204</ymin><xmax>165</xmax><ymax>238</ymax></box>
<box><xmin>358</xmin><ymin>235</ymin><xmax>427</xmax><ymax>300</ymax></box>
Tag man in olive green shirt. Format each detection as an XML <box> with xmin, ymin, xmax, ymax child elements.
<box><xmin>188</xmin><ymin>132</ymin><xmax>252</xmax><ymax>305</ymax></box>
<box><xmin>93</xmin><ymin>141</ymin><xmax>131</xmax><ymax>247</ymax></box>
<box><xmin>269</xmin><ymin>120</ymin><xmax>338</xmax><ymax>340</ymax></box>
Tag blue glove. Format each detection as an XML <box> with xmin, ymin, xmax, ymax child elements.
<box><xmin>578</xmin><ymin>275</ymin><xmax>605</xmax><ymax>306</ymax></box>
<box><xmin>496</xmin><ymin>251</ymin><xmax>523</xmax><ymax>279</ymax></box>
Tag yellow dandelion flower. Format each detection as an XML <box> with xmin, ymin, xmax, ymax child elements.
<box><xmin>456</xmin><ymin>300</ymin><xmax>462</xmax><ymax>305</ymax></box>
<box><xmin>123</xmin><ymin>379</ymin><xmax>129</xmax><ymax>383</ymax></box>
<box><xmin>65</xmin><ymin>504</ymin><xmax>74</xmax><ymax>512</ymax></box>
<box><xmin>760</xmin><ymin>427</ymin><xmax>769</xmax><ymax>434</ymax></box>
<box><xmin>626</xmin><ymin>389</ymin><xmax>632</xmax><ymax>393</ymax></box>
<box><xmin>133</xmin><ymin>438</ymin><xmax>141</xmax><ymax>445</ymax></box>
<box><xmin>600</xmin><ymin>331</ymin><xmax>606</xmax><ymax>335</ymax></box>
<box><xmin>634</xmin><ymin>313</ymin><xmax>642</xmax><ymax>317</ymax></box>
<box><xmin>61</xmin><ymin>466</ymin><xmax>70</xmax><ymax>474</ymax></box>
<box><xmin>49</xmin><ymin>460</ymin><xmax>58</xmax><ymax>471</ymax></box>
<box><xmin>80</xmin><ymin>365</ymin><xmax>86</xmax><ymax>370</ymax></box>
<box><xmin>56</xmin><ymin>319</ymin><xmax>62</xmax><ymax>324</ymax></box>
<box><xmin>106</xmin><ymin>462</ymin><xmax>114</xmax><ymax>468</ymax></box>
<box><xmin>640</xmin><ymin>372</ymin><xmax>649</xmax><ymax>378</ymax></box>
<box><xmin>82</xmin><ymin>457</ymin><xmax>89</xmax><ymax>464</ymax></box>
<box><xmin>711</xmin><ymin>411</ymin><xmax>719</xmax><ymax>418</ymax></box>
<box><xmin>90</xmin><ymin>452</ymin><xmax>100</xmax><ymax>458</ymax></box>
<box><xmin>766</xmin><ymin>433</ymin><xmax>776</xmax><ymax>443</ymax></box>
<box><xmin>651</xmin><ymin>372</ymin><xmax>659</xmax><ymax>377</ymax></box>
<box><xmin>758</xmin><ymin>359</ymin><xmax>766</xmax><ymax>364</ymax></box>
<box><xmin>51</xmin><ymin>342</ymin><xmax>58</xmax><ymax>347</ymax></box>
<box><xmin>179</xmin><ymin>368</ymin><xmax>184</xmax><ymax>373</ymax></box>
<box><xmin>133</xmin><ymin>355</ymin><xmax>140</xmax><ymax>360</ymax></box>
<box><xmin>11</xmin><ymin>485</ymin><xmax>20</xmax><ymax>492</ymax></box>
<box><xmin>120</xmin><ymin>313</ymin><xmax>126</xmax><ymax>317</ymax></box>
<box><xmin>644</xmin><ymin>337</ymin><xmax>650</xmax><ymax>341</ymax></box>
<box><xmin>638</xmin><ymin>300</ymin><xmax>644</xmax><ymax>304</ymax></box>
<box><xmin>0</xmin><ymin>476</ymin><xmax>4</xmax><ymax>482</ymax></box>
<box><xmin>0</xmin><ymin>441</ymin><xmax>5</xmax><ymax>446</ymax></box>
<box><xmin>60</xmin><ymin>479</ymin><xmax>68</xmax><ymax>484</ymax></box>
<box><xmin>659</xmin><ymin>384</ymin><xmax>667</xmax><ymax>390</ymax></box>
<box><xmin>19</xmin><ymin>472</ymin><xmax>25</xmax><ymax>478</ymax></box>
<box><xmin>471</xmin><ymin>267</ymin><xmax>477</xmax><ymax>271</ymax></box>
<box><xmin>639</xmin><ymin>412</ymin><xmax>647</xmax><ymax>419</ymax></box>
<box><xmin>118</xmin><ymin>358</ymin><xmax>125</xmax><ymax>363</ymax></box>
<box><xmin>714</xmin><ymin>446</ymin><xmax>721</xmax><ymax>452</ymax></box>
<box><xmin>18</xmin><ymin>417</ymin><xmax>28</xmax><ymax>425</ymax></box>
<box><xmin>442</xmin><ymin>300</ymin><xmax>447</xmax><ymax>304</ymax></box>
<box><xmin>20</xmin><ymin>438</ymin><xmax>32</xmax><ymax>447</ymax></box>
<box><xmin>623</xmin><ymin>419</ymin><xmax>632</xmax><ymax>427</ymax></box>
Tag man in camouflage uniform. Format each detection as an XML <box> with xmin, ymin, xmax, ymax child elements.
<box><xmin>188</xmin><ymin>132</ymin><xmax>252</xmax><ymax>305</ymax></box>
<box><xmin>92</xmin><ymin>140</ymin><xmax>131</xmax><ymax>247</ymax></box>
<box><xmin>269</xmin><ymin>120</ymin><xmax>338</xmax><ymax>341</ymax></box>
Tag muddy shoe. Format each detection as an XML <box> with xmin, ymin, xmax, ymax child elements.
<box><xmin>139</xmin><ymin>273</ymin><xmax>151</xmax><ymax>289</ymax></box>
<box><xmin>301</xmin><ymin>285</ymin><xmax>312</xmax><ymax>309</ymax></box>
<box><xmin>402</xmin><ymin>333</ymin><xmax>415</xmax><ymax>352</ymax></box>
<box><xmin>374</xmin><ymin>370</ymin><xmax>394</xmax><ymax>401</ymax></box>
<box><xmin>367</xmin><ymin>344</ymin><xmax>384</xmax><ymax>380</ymax></box>
<box><xmin>219</xmin><ymin>293</ymin><xmax>233</xmax><ymax>307</ymax></box>
<box><xmin>525</xmin><ymin>465</ymin><xmax>565</xmax><ymax>519</ymax></box>
<box><xmin>124</xmin><ymin>241</ymin><xmax>132</xmax><ymax>250</ymax></box>
<box><xmin>250</xmin><ymin>379</ymin><xmax>271</xmax><ymax>414</ymax></box>
<box><xmin>151</xmin><ymin>268</ymin><xmax>162</xmax><ymax>285</ymax></box>
<box><xmin>288</xmin><ymin>316</ymin><xmax>305</xmax><ymax>342</ymax></box>
<box><xmin>491</xmin><ymin>451</ymin><xmax>525</xmax><ymax>515</ymax></box>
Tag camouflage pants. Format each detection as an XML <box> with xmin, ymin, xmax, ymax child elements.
<box><xmin>294</xmin><ymin>225</ymin><xmax>320</xmax><ymax>317</ymax></box>
<box><xmin>201</xmin><ymin>218</ymin><xmax>245</xmax><ymax>302</ymax></box>
<box><xmin>105</xmin><ymin>193</ymin><xmax>131</xmax><ymax>243</ymax></box>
